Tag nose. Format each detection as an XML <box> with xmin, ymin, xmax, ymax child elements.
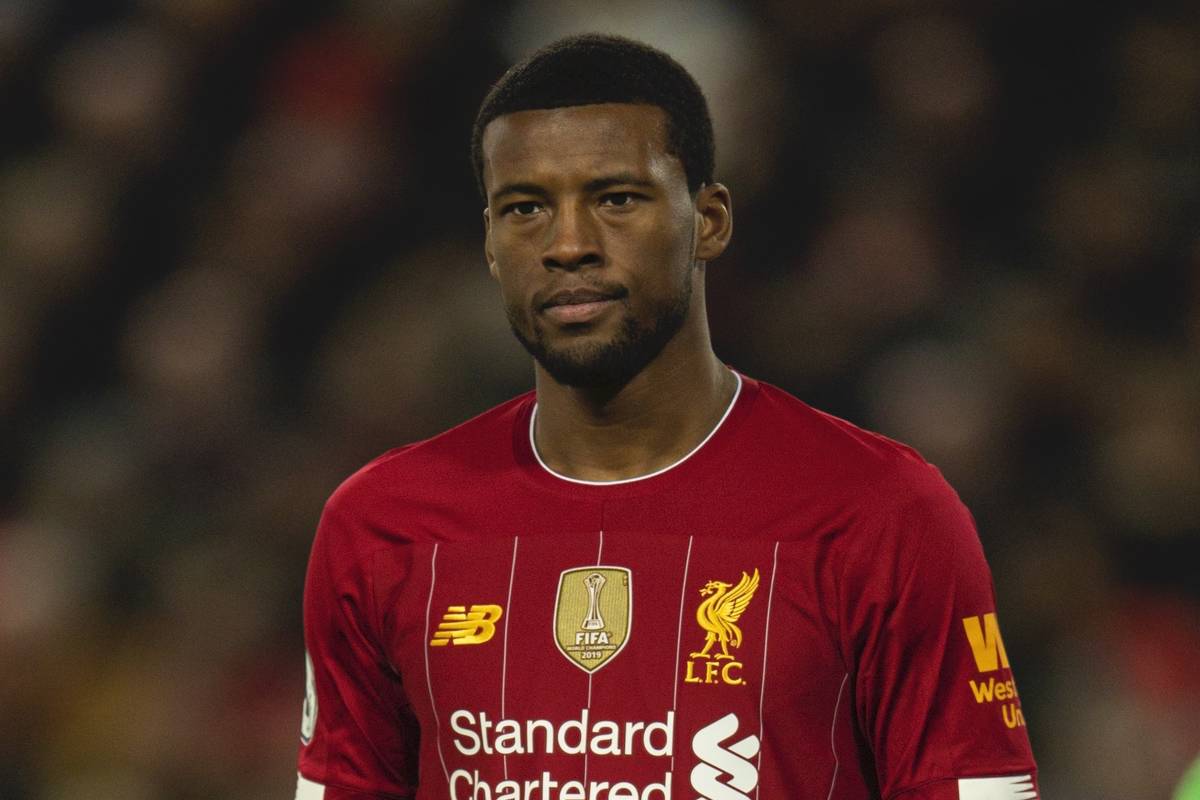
<box><xmin>542</xmin><ymin>203</ymin><xmax>602</xmax><ymax>271</ymax></box>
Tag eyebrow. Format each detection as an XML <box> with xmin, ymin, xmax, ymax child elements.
<box><xmin>490</xmin><ymin>173</ymin><xmax>657</xmax><ymax>203</ymax></box>
<box><xmin>490</xmin><ymin>182</ymin><xmax>546</xmax><ymax>202</ymax></box>
<box><xmin>583</xmin><ymin>174</ymin><xmax>656</xmax><ymax>193</ymax></box>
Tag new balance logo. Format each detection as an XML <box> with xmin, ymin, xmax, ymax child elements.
<box><xmin>430</xmin><ymin>604</ymin><xmax>503</xmax><ymax>646</ymax></box>
<box><xmin>691</xmin><ymin>713</ymin><xmax>759</xmax><ymax>800</ymax></box>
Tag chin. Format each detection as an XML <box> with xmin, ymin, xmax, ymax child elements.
<box><xmin>529</xmin><ymin>323</ymin><xmax>685</xmax><ymax>389</ymax></box>
<box><xmin>533</xmin><ymin>339</ymin><xmax>639</xmax><ymax>388</ymax></box>
<box><xmin>508</xmin><ymin>290</ymin><xmax>690</xmax><ymax>389</ymax></box>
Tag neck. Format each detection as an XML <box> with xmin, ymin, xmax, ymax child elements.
<box><xmin>531</xmin><ymin>322</ymin><xmax>737</xmax><ymax>483</ymax></box>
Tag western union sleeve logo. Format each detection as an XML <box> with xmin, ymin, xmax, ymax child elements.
<box><xmin>961</xmin><ymin>612</ymin><xmax>1026</xmax><ymax>729</ymax></box>
<box><xmin>684</xmin><ymin>568</ymin><xmax>760</xmax><ymax>686</ymax></box>
<box><xmin>962</xmin><ymin>612</ymin><xmax>1010</xmax><ymax>672</ymax></box>
<box><xmin>430</xmin><ymin>604</ymin><xmax>504</xmax><ymax>646</ymax></box>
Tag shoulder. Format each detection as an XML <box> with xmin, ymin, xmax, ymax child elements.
<box><xmin>739</xmin><ymin>376</ymin><xmax>977</xmax><ymax>568</ymax></box>
<box><xmin>315</xmin><ymin>392</ymin><xmax>533</xmax><ymax>554</ymax></box>
<box><xmin>333</xmin><ymin>392</ymin><xmax>531</xmax><ymax>501</ymax></box>
<box><xmin>746</xmin><ymin>377</ymin><xmax>958</xmax><ymax>509</ymax></box>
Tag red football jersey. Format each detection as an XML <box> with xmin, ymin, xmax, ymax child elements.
<box><xmin>296</xmin><ymin>374</ymin><xmax>1037</xmax><ymax>800</ymax></box>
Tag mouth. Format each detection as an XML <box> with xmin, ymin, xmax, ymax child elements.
<box><xmin>539</xmin><ymin>287</ymin><xmax>627</xmax><ymax>324</ymax></box>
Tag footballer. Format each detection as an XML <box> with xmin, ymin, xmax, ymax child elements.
<box><xmin>295</xmin><ymin>34</ymin><xmax>1038</xmax><ymax>800</ymax></box>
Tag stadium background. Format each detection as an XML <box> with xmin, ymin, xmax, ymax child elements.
<box><xmin>1</xmin><ymin>1</ymin><xmax>1198</xmax><ymax>798</ymax></box>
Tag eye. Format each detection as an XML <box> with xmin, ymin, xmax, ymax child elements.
<box><xmin>600</xmin><ymin>192</ymin><xmax>638</xmax><ymax>208</ymax></box>
<box><xmin>503</xmin><ymin>200</ymin><xmax>544</xmax><ymax>217</ymax></box>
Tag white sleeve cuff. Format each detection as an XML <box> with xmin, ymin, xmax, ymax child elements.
<box><xmin>958</xmin><ymin>774</ymin><xmax>1037</xmax><ymax>800</ymax></box>
<box><xmin>295</xmin><ymin>773</ymin><xmax>325</xmax><ymax>800</ymax></box>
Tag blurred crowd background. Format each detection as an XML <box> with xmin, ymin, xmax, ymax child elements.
<box><xmin>1</xmin><ymin>1</ymin><xmax>1198</xmax><ymax>798</ymax></box>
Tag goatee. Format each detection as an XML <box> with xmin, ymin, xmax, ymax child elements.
<box><xmin>508</xmin><ymin>282</ymin><xmax>692</xmax><ymax>389</ymax></box>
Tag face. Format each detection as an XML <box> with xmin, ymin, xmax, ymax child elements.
<box><xmin>481</xmin><ymin>103</ymin><xmax>730</xmax><ymax>388</ymax></box>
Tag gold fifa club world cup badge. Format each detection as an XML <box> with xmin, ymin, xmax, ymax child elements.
<box><xmin>685</xmin><ymin>568</ymin><xmax>760</xmax><ymax>686</ymax></box>
<box><xmin>554</xmin><ymin>566</ymin><xmax>631</xmax><ymax>673</ymax></box>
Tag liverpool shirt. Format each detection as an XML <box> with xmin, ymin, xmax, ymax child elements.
<box><xmin>297</xmin><ymin>373</ymin><xmax>1038</xmax><ymax>799</ymax></box>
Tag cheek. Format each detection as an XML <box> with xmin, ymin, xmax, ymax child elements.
<box><xmin>652</xmin><ymin>198</ymin><xmax>697</xmax><ymax>258</ymax></box>
<box><xmin>493</xmin><ymin>268</ymin><xmax>525</xmax><ymax>310</ymax></box>
<box><xmin>489</xmin><ymin>240</ymin><xmax>522</xmax><ymax>287</ymax></box>
<box><xmin>624</xmin><ymin>217</ymin><xmax>694</xmax><ymax>285</ymax></box>
<box><xmin>490</xmin><ymin>235</ymin><xmax>536</xmax><ymax>286</ymax></box>
<box><xmin>490</xmin><ymin>261</ymin><xmax>535</xmax><ymax>326</ymax></box>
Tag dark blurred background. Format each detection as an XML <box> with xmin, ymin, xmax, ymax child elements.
<box><xmin>1</xmin><ymin>1</ymin><xmax>1198</xmax><ymax>798</ymax></box>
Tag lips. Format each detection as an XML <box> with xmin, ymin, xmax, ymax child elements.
<box><xmin>538</xmin><ymin>286</ymin><xmax>627</xmax><ymax>324</ymax></box>
<box><xmin>540</xmin><ymin>287</ymin><xmax>626</xmax><ymax>310</ymax></box>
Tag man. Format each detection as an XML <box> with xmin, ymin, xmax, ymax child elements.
<box><xmin>296</xmin><ymin>34</ymin><xmax>1038</xmax><ymax>800</ymax></box>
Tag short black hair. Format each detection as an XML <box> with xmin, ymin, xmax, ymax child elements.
<box><xmin>471</xmin><ymin>33</ymin><xmax>715</xmax><ymax>197</ymax></box>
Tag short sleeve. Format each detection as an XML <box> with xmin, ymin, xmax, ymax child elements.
<box><xmin>297</xmin><ymin>491</ymin><xmax>420</xmax><ymax>799</ymax></box>
<box><xmin>842</xmin><ymin>465</ymin><xmax>1038</xmax><ymax>800</ymax></box>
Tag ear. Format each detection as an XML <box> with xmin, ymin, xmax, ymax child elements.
<box><xmin>694</xmin><ymin>182</ymin><xmax>732</xmax><ymax>262</ymax></box>
<box><xmin>483</xmin><ymin>206</ymin><xmax>498</xmax><ymax>280</ymax></box>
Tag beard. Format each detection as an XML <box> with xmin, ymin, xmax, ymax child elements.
<box><xmin>507</xmin><ymin>278</ymin><xmax>692</xmax><ymax>389</ymax></box>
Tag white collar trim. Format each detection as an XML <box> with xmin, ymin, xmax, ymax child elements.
<box><xmin>529</xmin><ymin>371</ymin><xmax>743</xmax><ymax>486</ymax></box>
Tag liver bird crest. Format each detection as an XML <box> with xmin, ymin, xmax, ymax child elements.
<box><xmin>690</xmin><ymin>568</ymin><xmax>760</xmax><ymax>659</ymax></box>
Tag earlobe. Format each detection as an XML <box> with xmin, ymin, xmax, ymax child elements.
<box><xmin>695</xmin><ymin>183</ymin><xmax>733</xmax><ymax>262</ymax></box>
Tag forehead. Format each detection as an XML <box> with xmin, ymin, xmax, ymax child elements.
<box><xmin>481</xmin><ymin>103</ymin><xmax>682</xmax><ymax>192</ymax></box>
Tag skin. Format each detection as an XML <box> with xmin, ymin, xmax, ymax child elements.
<box><xmin>482</xmin><ymin>103</ymin><xmax>734</xmax><ymax>482</ymax></box>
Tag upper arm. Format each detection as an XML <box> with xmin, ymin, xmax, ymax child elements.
<box><xmin>843</xmin><ymin>467</ymin><xmax>1038</xmax><ymax>799</ymax></box>
<box><xmin>297</xmin><ymin>493</ymin><xmax>419</xmax><ymax>798</ymax></box>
